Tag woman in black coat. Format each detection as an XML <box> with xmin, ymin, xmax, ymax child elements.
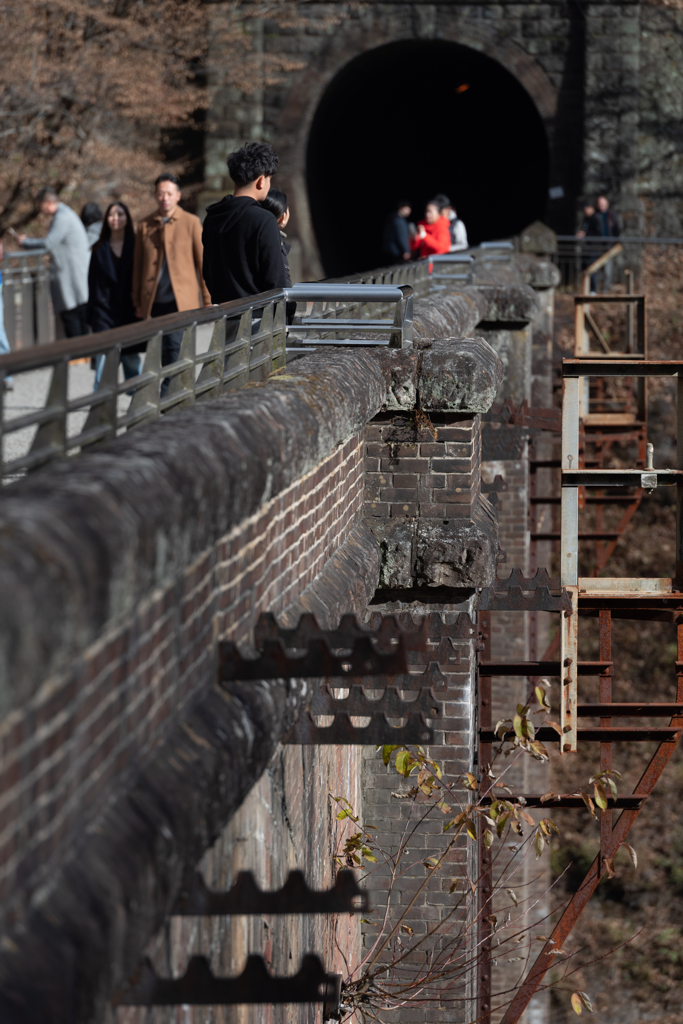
<box><xmin>87</xmin><ymin>201</ymin><xmax>141</xmax><ymax>389</ymax></box>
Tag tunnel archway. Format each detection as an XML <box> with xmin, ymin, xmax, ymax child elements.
<box><xmin>306</xmin><ymin>39</ymin><xmax>550</xmax><ymax>277</ymax></box>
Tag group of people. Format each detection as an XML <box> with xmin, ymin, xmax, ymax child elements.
<box><xmin>576</xmin><ymin>194</ymin><xmax>620</xmax><ymax>291</ymax></box>
<box><xmin>383</xmin><ymin>194</ymin><xmax>468</xmax><ymax>264</ymax></box>
<box><xmin>3</xmin><ymin>142</ymin><xmax>293</xmax><ymax>393</ymax></box>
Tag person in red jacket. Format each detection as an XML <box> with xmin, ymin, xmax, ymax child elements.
<box><xmin>411</xmin><ymin>200</ymin><xmax>451</xmax><ymax>258</ymax></box>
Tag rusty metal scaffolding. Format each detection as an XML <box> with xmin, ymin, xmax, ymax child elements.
<box><xmin>477</xmin><ymin>348</ymin><xmax>683</xmax><ymax>1022</ymax></box>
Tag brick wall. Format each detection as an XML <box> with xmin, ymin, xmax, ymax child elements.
<box><xmin>0</xmin><ymin>349</ymin><xmax>387</xmax><ymax>1024</ymax></box>
<box><xmin>119</xmin><ymin>741</ymin><xmax>363</xmax><ymax>1024</ymax></box>
<box><xmin>0</xmin><ymin>434</ymin><xmax>363</xmax><ymax>937</ymax></box>
<box><xmin>365</xmin><ymin>412</ymin><xmax>481</xmax><ymax>523</ymax></box>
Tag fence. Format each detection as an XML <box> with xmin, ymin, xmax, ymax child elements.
<box><xmin>1</xmin><ymin>249</ymin><xmax>52</xmax><ymax>348</ymax></box>
<box><xmin>0</xmin><ymin>255</ymin><xmax>436</xmax><ymax>481</ymax></box>
<box><xmin>553</xmin><ymin>236</ymin><xmax>683</xmax><ymax>290</ymax></box>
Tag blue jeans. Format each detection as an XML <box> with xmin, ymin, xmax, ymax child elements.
<box><xmin>93</xmin><ymin>351</ymin><xmax>141</xmax><ymax>390</ymax></box>
<box><xmin>0</xmin><ymin>286</ymin><xmax>13</xmax><ymax>386</ymax></box>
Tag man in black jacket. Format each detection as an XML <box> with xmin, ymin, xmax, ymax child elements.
<box><xmin>202</xmin><ymin>143</ymin><xmax>287</xmax><ymax>303</ymax></box>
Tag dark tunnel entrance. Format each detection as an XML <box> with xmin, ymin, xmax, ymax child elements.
<box><xmin>306</xmin><ymin>40</ymin><xmax>550</xmax><ymax>278</ymax></box>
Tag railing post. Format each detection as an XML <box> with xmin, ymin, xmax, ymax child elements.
<box><xmin>128</xmin><ymin>329</ymin><xmax>162</xmax><ymax>427</ymax></box>
<box><xmin>28</xmin><ymin>359</ymin><xmax>68</xmax><ymax>467</ymax></box>
<box><xmin>224</xmin><ymin>310</ymin><xmax>251</xmax><ymax>392</ymax></box>
<box><xmin>82</xmin><ymin>347</ymin><xmax>118</xmax><ymax>445</ymax></box>
<box><xmin>36</xmin><ymin>260</ymin><xmax>51</xmax><ymax>344</ymax></box>
<box><xmin>21</xmin><ymin>259</ymin><xmax>35</xmax><ymax>347</ymax></box>
<box><xmin>249</xmin><ymin>303</ymin><xmax>274</xmax><ymax>382</ymax></box>
<box><xmin>196</xmin><ymin>315</ymin><xmax>227</xmax><ymax>398</ymax></box>
<box><xmin>165</xmin><ymin>323</ymin><xmax>197</xmax><ymax>408</ymax></box>
<box><xmin>561</xmin><ymin>375</ymin><xmax>580</xmax><ymax>588</ymax></box>
<box><xmin>272</xmin><ymin>299</ymin><xmax>286</xmax><ymax>371</ymax></box>
<box><xmin>1</xmin><ymin>275</ymin><xmax>15</xmax><ymax>350</ymax></box>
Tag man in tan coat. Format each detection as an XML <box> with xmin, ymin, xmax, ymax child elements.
<box><xmin>132</xmin><ymin>173</ymin><xmax>211</xmax><ymax>390</ymax></box>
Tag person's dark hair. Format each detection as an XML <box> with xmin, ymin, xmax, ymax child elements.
<box><xmin>92</xmin><ymin>201</ymin><xmax>135</xmax><ymax>253</ymax></box>
<box><xmin>81</xmin><ymin>202</ymin><xmax>103</xmax><ymax>227</ymax></box>
<box><xmin>432</xmin><ymin>193</ymin><xmax>451</xmax><ymax>211</ymax></box>
<box><xmin>227</xmin><ymin>142</ymin><xmax>279</xmax><ymax>187</ymax></box>
<box><xmin>36</xmin><ymin>187</ymin><xmax>59</xmax><ymax>204</ymax></box>
<box><xmin>426</xmin><ymin>199</ymin><xmax>442</xmax><ymax>210</ymax></box>
<box><xmin>260</xmin><ymin>188</ymin><xmax>288</xmax><ymax>220</ymax></box>
<box><xmin>395</xmin><ymin>200</ymin><xmax>411</xmax><ymax>212</ymax></box>
<box><xmin>154</xmin><ymin>173</ymin><xmax>181</xmax><ymax>189</ymax></box>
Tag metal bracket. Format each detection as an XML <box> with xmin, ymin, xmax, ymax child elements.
<box><xmin>116</xmin><ymin>954</ymin><xmax>339</xmax><ymax>1007</ymax></box>
<box><xmin>283</xmin><ymin>711</ymin><xmax>434</xmax><ymax>745</ymax></box>
<box><xmin>310</xmin><ymin>685</ymin><xmax>442</xmax><ymax>719</ymax></box>
<box><xmin>221</xmin><ymin>614</ymin><xmax>438</xmax><ymax>682</ymax></box>
<box><xmin>478</xmin><ymin>567</ymin><xmax>572</xmax><ymax>613</ymax></box>
<box><xmin>219</xmin><ymin>635</ymin><xmax>410</xmax><ymax>681</ymax></box>
<box><xmin>173</xmin><ymin>869</ymin><xmax>368</xmax><ymax>916</ymax></box>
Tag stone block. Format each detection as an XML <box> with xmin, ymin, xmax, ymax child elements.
<box><xmin>415</xmin><ymin>518</ymin><xmax>495</xmax><ymax>589</ymax></box>
<box><xmin>372</xmin><ymin>348</ymin><xmax>419</xmax><ymax>411</ymax></box>
<box><xmin>367</xmin><ymin>519</ymin><xmax>414</xmax><ymax>589</ymax></box>
<box><xmin>418</xmin><ymin>338</ymin><xmax>503</xmax><ymax>413</ymax></box>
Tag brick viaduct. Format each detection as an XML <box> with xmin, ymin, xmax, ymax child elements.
<box><xmin>0</xmin><ymin>238</ymin><xmax>559</xmax><ymax>1024</ymax></box>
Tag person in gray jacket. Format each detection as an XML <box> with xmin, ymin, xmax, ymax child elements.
<box><xmin>18</xmin><ymin>188</ymin><xmax>90</xmax><ymax>337</ymax></box>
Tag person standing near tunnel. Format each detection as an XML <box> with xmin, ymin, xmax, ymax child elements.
<box><xmin>202</xmin><ymin>142</ymin><xmax>286</xmax><ymax>303</ymax></box>
<box><xmin>383</xmin><ymin>201</ymin><xmax>413</xmax><ymax>264</ymax></box>
<box><xmin>410</xmin><ymin>200</ymin><xmax>451</xmax><ymax>259</ymax></box>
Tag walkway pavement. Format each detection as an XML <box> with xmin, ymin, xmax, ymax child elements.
<box><xmin>3</xmin><ymin>324</ymin><xmax>214</xmax><ymax>476</ymax></box>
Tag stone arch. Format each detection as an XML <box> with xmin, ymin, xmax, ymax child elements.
<box><xmin>276</xmin><ymin>19</ymin><xmax>557</xmax><ymax>277</ymax></box>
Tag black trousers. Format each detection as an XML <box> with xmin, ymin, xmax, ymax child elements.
<box><xmin>151</xmin><ymin>300</ymin><xmax>183</xmax><ymax>366</ymax></box>
<box><xmin>60</xmin><ymin>304</ymin><xmax>88</xmax><ymax>339</ymax></box>
<box><xmin>151</xmin><ymin>299</ymin><xmax>183</xmax><ymax>397</ymax></box>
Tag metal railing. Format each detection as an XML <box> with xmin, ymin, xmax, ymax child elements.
<box><xmin>553</xmin><ymin>235</ymin><xmax>683</xmax><ymax>290</ymax></box>
<box><xmin>1</xmin><ymin>250</ymin><xmax>52</xmax><ymax>347</ymax></box>
<box><xmin>0</xmin><ymin>258</ymin><xmax>428</xmax><ymax>480</ymax></box>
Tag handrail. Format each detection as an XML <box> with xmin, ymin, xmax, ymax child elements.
<box><xmin>2</xmin><ymin>249</ymin><xmax>50</xmax><ymax>259</ymax></box>
<box><xmin>0</xmin><ymin>266</ymin><xmax>426</xmax><ymax>480</ymax></box>
<box><xmin>556</xmin><ymin>235</ymin><xmax>683</xmax><ymax>244</ymax></box>
<box><xmin>0</xmin><ymin>290</ymin><xmax>284</xmax><ymax>372</ymax></box>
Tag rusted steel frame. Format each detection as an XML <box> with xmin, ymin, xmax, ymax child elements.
<box><xmin>478</xmin><ymin>610</ymin><xmax>493</xmax><ymax>1024</ymax></box>
<box><xmin>677</xmin><ymin>374</ymin><xmax>683</xmax><ymax>586</ymax></box>
<box><xmin>577</xmin><ymin>702</ymin><xmax>683</xmax><ymax>716</ymax></box>
<box><xmin>497</xmin><ymin>626</ymin><xmax>683</xmax><ymax>1024</ymax></box>
<box><xmin>563</xmin><ymin>357</ymin><xmax>681</xmax><ymax>376</ymax></box>
<box><xmin>591</xmin><ymin>490</ymin><xmax>645</xmax><ymax>576</ymax></box>
<box><xmin>479</xmin><ymin>726</ymin><xmax>680</xmax><ymax>743</ymax></box>
<box><xmin>599</xmin><ymin>611</ymin><xmax>613</xmax><ymax>874</ymax></box>
<box><xmin>173</xmin><ymin>868</ymin><xmax>367</xmax><ymax>916</ymax></box>
<box><xmin>478</xmin><ymin>660</ymin><xmax>611</xmax><ymax>676</ymax></box>
<box><xmin>117</xmin><ymin>954</ymin><xmax>339</xmax><ymax>1007</ymax></box>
